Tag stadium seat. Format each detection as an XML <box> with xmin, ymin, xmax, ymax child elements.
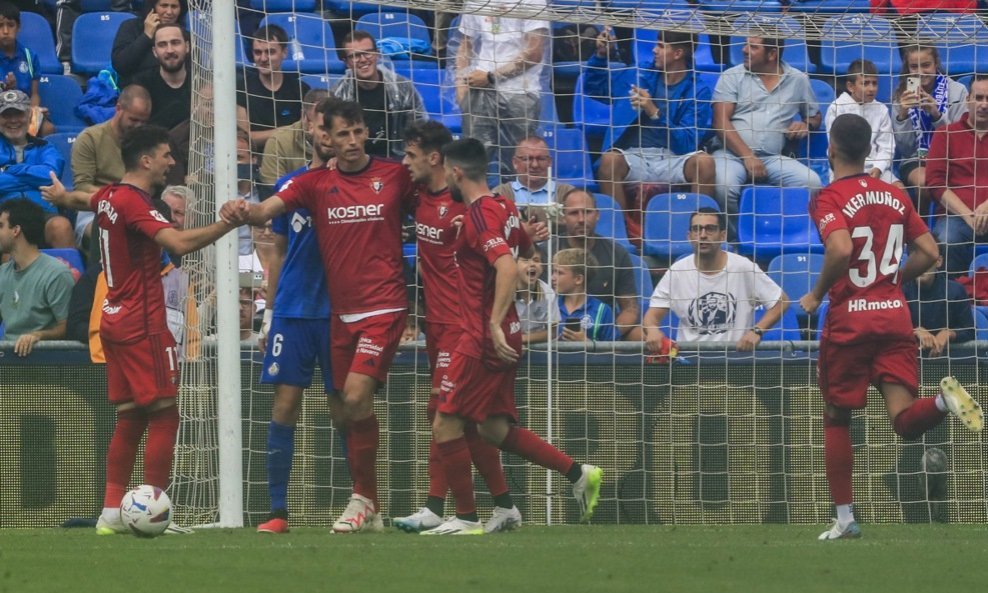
<box><xmin>818</xmin><ymin>15</ymin><xmax>901</xmax><ymax>76</ymax></box>
<box><xmin>767</xmin><ymin>253</ymin><xmax>825</xmax><ymax>324</ymax></box>
<box><xmin>788</xmin><ymin>0</ymin><xmax>871</xmax><ymax>13</ymax></box>
<box><xmin>249</xmin><ymin>0</ymin><xmax>317</xmax><ymax>11</ymax></box>
<box><xmin>728</xmin><ymin>15</ymin><xmax>815</xmax><ymax>74</ymax></box>
<box><xmin>593</xmin><ymin>193</ymin><xmax>636</xmax><ymax>255</ymax></box>
<box><xmin>18</xmin><ymin>12</ymin><xmax>62</xmax><ymax>75</ymax></box>
<box><xmin>259</xmin><ymin>13</ymin><xmax>345</xmax><ymax>74</ymax></box>
<box><xmin>540</xmin><ymin>127</ymin><xmax>598</xmax><ymax>191</ymax></box>
<box><xmin>44</xmin><ymin>132</ymin><xmax>78</xmax><ymax>189</ymax></box>
<box><xmin>188</xmin><ymin>10</ymin><xmax>248</xmax><ymax>67</ymax></box>
<box><xmin>736</xmin><ymin>186</ymin><xmax>823</xmax><ymax>261</ymax></box>
<box><xmin>628</xmin><ymin>252</ymin><xmax>654</xmax><ymax>322</ymax></box>
<box><xmin>41</xmin><ymin>248</ymin><xmax>86</xmax><ymax>274</ymax></box>
<box><xmin>632</xmin><ymin>23</ymin><xmax>721</xmax><ymax>73</ymax></box>
<box><xmin>391</xmin><ymin>63</ymin><xmax>462</xmax><ymax>133</ymax></box>
<box><xmin>37</xmin><ymin>75</ymin><xmax>87</xmax><ymax>134</ymax></box>
<box><xmin>974</xmin><ymin>308</ymin><xmax>988</xmax><ymax>343</ymax></box>
<box><xmin>79</xmin><ymin>0</ymin><xmax>115</xmax><ymax>10</ymax></box>
<box><xmin>753</xmin><ymin>304</ymin><xmax>801</xmax><ymax>342</ymax></box>
<box><xmin>299</xmin><ymin>73</ymin><xmax>341</xmax><ymax>90</ymax></box>
<box><xmin>572</xmin><ymin>72</ymin><xmax>616</xmax><ymax>139</ymax></box>
<box><xmin>322</xmin><ymin>1</ymin><xmax>382</xmax><ymax>15</ymax></box>
<box><xmin>916</xmin><ymin>14</ymin><xmax>988</xmax><ymax>77</ymax></box>
<box><xmin>968</xmin><ymin>253</ymin><xmax>988</xmax><ymax>277</ymax></box>
<box><xmin>641</xmin><ymin>192</ymin><xmax>719</xmax><ymax>261</ymax></box>
<box><xmin>355</xmin><ymin>11</ymin><xmax>431</xmax><ymax>50</ymax></box>
<box><xmin>71</xmin><ymin>12</ymin><xmax>136</xmax><ymax>75</ymax></box>
<box><xmin>698</xmin><ymin>0</ymin><xmax>783</xmax><ymax>12</ymax></box>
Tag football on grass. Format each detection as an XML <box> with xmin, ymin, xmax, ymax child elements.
<box><xmin>120</xmin><ymin>485</ymin><xmax>172</xmax><ymax>537</ymax></box>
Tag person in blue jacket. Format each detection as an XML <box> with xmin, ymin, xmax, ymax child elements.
<box><xmin>552</xmin><ymin>248</ymin><xmax>617</xmax><ymax>343</ymax></box>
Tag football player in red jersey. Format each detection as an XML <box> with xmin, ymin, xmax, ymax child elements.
<box><xmin>236</xmin><ymin>98</ymin><xmax>415</xmax><ymax>533</ymax></box>
<box><xmin>422</xmin><ymin>138</ymin><xmax>603</xmax><ymax>535</ymax></box>
<box><xmin>42</xmin><ymin>125</ymin><xmax>249</xmax><ymax>535</ymax></box>
<box><xmin>800</xmin><ymin>113</ymin><xmax>983</xmax><ymax>540</ymax></box>
<box><xmin>392</xmin><ymin>120</ymin><xmax>521</xmax><ymax>533</ymax></box>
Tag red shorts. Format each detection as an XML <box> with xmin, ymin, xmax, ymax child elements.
<box><xmin>103</xmin><ymin>332</ymin><xmax>179</xmax><ymax>407</ymax></box>
<box><xmin>818</xmin><ymin>338</ymin><xmax>918</xmax><ymax>409</ymax></box>
<box><xmin>425</xmin><ymin>322</ymin><xmax>460</xmax><ymax>395</ymax></box>
<box><xmin>436</xmin><ymin>352</ymin><xmax>518</xmax><ymax>424</ymax></box>
<box><xmin>330</xmin><ymin>310</ymin><xmax>407</xmax><ymax>391</ymax></box>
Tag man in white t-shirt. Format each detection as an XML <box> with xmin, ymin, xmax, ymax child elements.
<box><xmin>643</xmin><ymin>208</ymin><xmax>786</xmax><ymax>351</ymax></box>
<box><xmin>453</xmin><ymin>0</ymin><xmax>549</xmax><ymax>176</ymax></box>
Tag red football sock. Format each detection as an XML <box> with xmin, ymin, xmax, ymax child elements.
<box><xmin>500</xmin><ymin>426</ymin><xmax>573</xmax><ymax>475</ymax></box>
<box><xmin>427</xmin><ymin>437</ymin><xmax>448</xmax><ymax>499</ymax></box>
<box><xmin>465</xmin><ymin>424</ymin><xmax>508</xmax><ymax>497</ymax></box>
<box><xmin>347</xmin><ymin>414</ymin><xmax>379</xmax><ymax>507</ymax></box>
<box><xmin>437</xmin><ymin>437</ymin><xmax>476</xmax><ymax>516</ymax></box>
<box><xmin>893</xmin><ymin>397</ymin><xmax>946</xmax><ymax>440</ymax></box>
<box><xmin>144</xmin><ymin>405</ymin><xmax>180</xmax><ymax>489</ymax></box>
<box><xmin>103</xmin><ymin>408</ymin><xmax>147</xmax><ymax>508</ymax></box>
<box><xmin>823</xmin><ymin>414</ymin><xmax>854</xmax><ymax>506</ymax></box>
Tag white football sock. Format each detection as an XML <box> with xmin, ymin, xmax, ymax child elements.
<box><xmin>935</xmin><ymin>392</ymin><xmax>948</xmax><ymax>412</ymax></box>
<box><xmin>836</xmin><ymin>504</ymin><xmax>855</xmax><ymax>528</ymax></box>
<box><xmin>101</xmin><ymin>507</ymin><xmax>121</xmax><ymax>522</ymax></box>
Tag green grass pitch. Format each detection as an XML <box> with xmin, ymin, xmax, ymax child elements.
<box><xmin>3</xmin><ymin>525</ymin><xmax>987</xmax><ymax>593</ymax></box>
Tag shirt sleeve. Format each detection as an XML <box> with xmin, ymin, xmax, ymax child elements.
<box><xmin>123</xmin><ymin>194</ymin><xmax>172</xmax><ymax>239</ymax></box>
<box><xmin>712</xmin><ymin>67</ymin><xmax>741</xmax><ymax>103</ymax></box>
<box><xmin>467</xmin><ymin>199</ymin><xmax>514</xmax><ymax>266</ymax></box>
<box><xmin>750</xmin><ymin>263</ymin><xmax>784</xmax><ymax>309</ymax></box>
<box><xmin>274</xmin><ymin>171</ymin><xmax>313</xmax><ymax>212</ymax></box>
<box><xmin>612</xmin><ymin>246</ymin><xmax>638</xmax><ymax>298</ymax></box>
<box><xmin>809</xmin><ymin>188</ymin><xmax>847</xmax><ymax>244</ymax></box>
<box><xmin>590</xmin><ymin>302</ymin><xmax>617</xmax><ymax>341</ymax></box>
<box><xmin>650</xmin><ymin>269</ymin><xmax>672</xmax><ymax>310</ymax></box>
<box><xmin>45</xmin><ymin>263</ymin><xmax>75</xmax><ymax>322</ymax></box>
<box><xmin>800</xmin><ymin>72</ymin><xmax>820</xmax><ymax>120</ymax></box>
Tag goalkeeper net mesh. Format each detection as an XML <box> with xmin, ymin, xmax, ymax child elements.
<box><xmin>174</xmin><ymin>0</ymin><xmax>987</xmax><ymax>527</ymax></box>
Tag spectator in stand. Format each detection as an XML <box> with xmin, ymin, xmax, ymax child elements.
<box><xmin>493</xmin><ymin>136</ymin><xmax>575</xmax><ymax>223</ymax></box>
<box><xmin>259</xmin><ymin>88</ymin><xmax>328</xmax><ymax>193</ymax></box>
<box><xmin>892</xmin><ymin>45</ymin><xmax>969</xmax><ymax>216</ymax></box>
<box><xmin>55</xmin><ymin>0</ymin><xmax>132</xmax><ymax>64</ymax></box>
<box><xmin>453</xmin><ymin>0</ymin><xmax>549</xmax><ymax>176</ymax></box>
<box><xmin>131</xmin><ymin>24</ymin><xmax>191</xmax><ymax>131</ymax></box>
<box><xmin>0</xmin><ymin>2</ymin><xmax>53</xmax><ymax>136</ymax></box>
<box><xmin>0</xmin><ymin>89</ymin><xmax>71</xmax><ymax>248</ymax></box>
<box><xmin>236</xmin><ymin>25</ymin><xmax>310</xmax><ymax>151</ymax></box>
<box><xmin>160</xmin><ymin>184</ymin><xmax>189</xmax><ymax>231</ymax></box>
<box><xmin>902</xmin><ymin>246</ymin><xmax>975</xmax><ymax>357</ymax></box>
<box><xmin>643</xmin><ymin>208</ymin><xmax>786</xmax><ymax>352</ymax></box>
<box><xmin>586</xmin><ymin>28</ymin><xmax>715</xmax><ymax>240</ymax></box>
<box><xmin>541</xmin><ymin>189</ymin><xmax>640</xmax><ymax>340</ymax></box>
<box><xmin>330</xmin><ymin>31</ymin><xmax>426</xmax><ymax>159</ymax></box>
<box><xmin>552</xmin><ymin>248</ymin><xmax>617</xmax><ymax>343</ymax></box>
<box><xmin>825</xmin><ymin>59</ymin><xmax>902</xmax><ymax>187</ymax></box>
<box><xmin>515</xmin><ymin>252</ymin><xmax>556</xmax><ymax>344</ymax></box>
<box><xmin>711</xmin><ymin>35</ymin><xmax>822</xmax><ymax>237</ymax></box>
<box><xmin>71</xmin><ymin>85</ymin><xmax>152</xmax><ymax>249</ymax></box>
<box><xmin>112</xmin><ymin>0</ymin><xmax>188</xmax><ymax>87</ymax></box>
<box><xmin>925</xmin><ymin>75</ymin><xmax>988</xmax><ymax>276</ymax></box>
<box><xmin>0</xmin><ymin>198</ymin><xmax>75</xmax><ymax>356</ymax></box>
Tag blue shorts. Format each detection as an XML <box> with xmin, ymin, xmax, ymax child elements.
<box><xmin>260</xmin><ymin>317</ymin><xmax>333</xmax><ymax>393</ymax></box>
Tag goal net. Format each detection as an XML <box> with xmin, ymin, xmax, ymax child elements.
<box><xmin>175</xmin><ymin>0</ymin><xmax>987</xmax><ymax>527</ymax></box>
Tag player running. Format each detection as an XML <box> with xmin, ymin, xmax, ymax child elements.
<box><xmin>423</xmin><ymin>138</ymin><xmax>603</xmax><ymax>535</ymax></box>
<box><xmin>393</xmin><ymin>120</ymin><xmax>521</xmax><ymax>534</ymax></box>
<box><xmin>255</xmin><ymin>107</ymin><xmax>337</xmax><ymax>534</ymax></box>
<box><xmin>42</xmin><ymin>125</ymin><xmax>249</xmax><ymax>535</ymax></box>
<box><xmin>235</xmin><ymin>97</ymin><xmax>414</xmax><ymax>533</ymax></box>
<box><xmin>800</xmin><ymin>113</ymin><xmax>983</xmax><ymax>541</ymax></box>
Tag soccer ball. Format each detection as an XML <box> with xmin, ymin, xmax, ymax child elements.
<box><xmin>120</xmin><ymin>485</ymin><xmax>172</xmax><ymax>537</ymax></box>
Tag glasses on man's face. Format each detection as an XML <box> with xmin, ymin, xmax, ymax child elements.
<box><xmin>514</xmin><ymin>155</ymin><xmax>550</xmax><ymax>164</ymax></box>
<box><xmin>345</xmin><ymin>50</ymin><xmax>377</xmax><ymax>63</ymax></box>
<box><xmin>689</xmin><ymin>224</ymin><xmax>722</xmax><ymax>235</ymax></box>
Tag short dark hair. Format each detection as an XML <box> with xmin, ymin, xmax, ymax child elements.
<box><xmin>659</xmin><ymin>30</ymin><xmax>696</xmax><ymax>66</ymax></box>
<box><xmin>153</xmin><ymin>22</ymin><xmax>188</xmax><ymax>43</ymax></box>
<box><xmin>689</xmin><ymin>207</ymin><xmax>726</xmax><ymax>231</ymax></box>
<box><xmin>442</xmin><ymin>138</ymin><xmax>489</xmax><ymax>182</ymax></box>
<box><xmin>0</xmin><ymin>2</ymin><xmax>21</xmax><ymax>25</ymax></box>
<box><xmin>342</xmin><ymin>30</ymin><xmax>377</xmax><ymax>50</ymax></box>
<box><xmin>970</xmin><ymin>73</ymin><xmax>988</xmax><ymax>91</ymax></box>
<box><xmin>403</xmin><ymin>120</ymin><xmax>454</xmax><ymax>155</ymax></box>
<box><xmin>844</xmin><ymin>58</ymin><xmax>878</xmax><ymax>90</ymax></box>
<box><xmin>142</xmin><ymin>0</ymin><xmax>188</xmax><ymax>20</ymax></box>
<box><xmin>751</xmin><ymin>35</ymin><xmax>784</xmax><ymax>60</ymax></box>
<box><xmin>0</xmin><ymin>198</ymin><xmax>45</xmax><ymax>247</ymax></box>
<box><xmin>118</xmin><ymin>84</ymin><xmax>151</xmax><ymax>110</ymax></box>
<box><xmin>829</xmin><ymin>113</ymin><xmax>872</xmax><ymax>164</ymax></box>
<box><xmin>316</xmin><ymin>96</ymin><xmax>364</xmax><ymax>130</ymax></box>
<box><xmin>121</xmin><ymin>125</ymin><xmax>173</xmax><ymax>171</ymax></box>
<box><xmin>253</xmin><ymin>24</ymin><xmax>288</xmax><ymax>47</ymax></box>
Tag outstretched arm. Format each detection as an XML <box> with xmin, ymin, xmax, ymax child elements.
<box><xmin>41</xmin><ymin>171</ymin><xmax>94</xmax><ymax>211</ymax></box>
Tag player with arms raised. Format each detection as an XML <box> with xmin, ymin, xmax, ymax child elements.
<box><xmin>42</xmin><ymin>125</ymin><xmax>248</xmax><ymax>535</ymax></box>
<box><xmin>800</xmin><ymin>113</ymin><xmax>983</xmax><ymax>541</ymax></box>
<box><xmin>394</xmin><ymin>121</ymin><xmax>521</xmax><ymax>533</ymax></box>
<box><xmin>424</xmin><ymin>138</ymin><xmax>602</xmax><ymax>535</ymax></box>
<box><xmin>236</xmin><ymin>97</ymin><xmax>414</xmax><ymax>533</ymax></box>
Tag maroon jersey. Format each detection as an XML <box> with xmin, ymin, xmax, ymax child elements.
<box><xmin>810</xmin><ymin>174</ymin><xmax>929</xmax><ymax>344</ymax></box>
<box><xmin>278</xmin><ymin>158</ymin><xmax>415</xmax><ymax>316</ymax></box>
<box><xmin>454</xmin><ymin>195</ymin><xmax>532</xmax><ymax>365</ymax></box>
<box><xmin>415</xmin><ymin>185</ymin><xmax>467</xmax><ymax>326</ymax></box>
<box><xmin>89</xmin><ymin>183</ymin><xmax>172</xmax><ymax>343</ymax></box>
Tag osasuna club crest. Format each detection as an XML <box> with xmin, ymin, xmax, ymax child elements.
<box><xmin>439</xmin><ymin>205</ymin><xmax>448</xmax><ymax>218</ymax></box>
<box><xmin>370</xmin><ymin>178</ymin><xmax>384</xmax><ymax>193</ymax></box>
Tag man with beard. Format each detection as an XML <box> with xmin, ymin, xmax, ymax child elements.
<box><xmin>132</xmin><ymin>24</ymin><xmax>191</xmax><ymax>131</ymax></box>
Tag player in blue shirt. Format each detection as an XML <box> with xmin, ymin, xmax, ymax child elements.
<box><xmin>255</xmin><ymin>117</ymin><xmax>335</xmax><ymax>535</ymax></box>
<box><xmin>552</xmin><ymin>248</ymin><xmax>618</xmax><ymax>342</ymax></box>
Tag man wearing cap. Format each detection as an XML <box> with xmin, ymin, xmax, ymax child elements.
<box><xmin>0</xmin><ymin>89</ymin><xmax>72</xmax><ymax>248</ymax></box>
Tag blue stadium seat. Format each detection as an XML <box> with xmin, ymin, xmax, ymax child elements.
<box><xmin>44</xmin><ymin>132</ymin><xmax>78</xmax><ymax>189</ymax></box>
<box><xmin>322</xmin><ymin>1</ymin><xmax>382</xmax><ymax>15</ymax></box>
<box><xmin>19</xmin><ymin>12</ymin><xmax>62</xmax><ymax>75</ymax></box>
<box><xmin>355</xmin><ymin>11</ymin><xmax>431</xmax><ymax>49</ymax></box>
<box><xmin>259</xmin><ymin>13</ymin><xmax>345</xmax><ymax>74</ymax></box>
<box><xmin>572</xmin><ymin>71</ymin><xmax>615</xmax><ymax>139</ymax></box>
<box><xmin>968</xmin><ymin>253</ymin><xmax>988</xmax><ymax>277</ymax></box>
<box><xmin>188</xmin><ymin>10</ymin><xmax>247</xmax><ymax>66</ymax></box>
<box><xmin>788</xmin><ymin>0</ymin><xmax>871</xmax><ymax>13</ymax></box>
<box><xmin>728</xmin><ymin>15</ymin><xmax>815</xmax><ymax>74</ymax></box>
<box><xmin>41</xmin><ymin>248</ymin><xmax>86</xmax><ymax>274</ymax></box>
<box><xmin>818</xmin><ymin>15</ymin><xmax>901</xmax><ymax>76</ymax></box>
<box><xmin>250</xmin><ymin>0</ymin><xmax>317</xmax><ymax>11</ymax></box>
<box><xmin>753</xmin><ymin>304</ymin><xmax>801</xmax><ymax>342</ymax></box>
<box><xmin>71</xmin><ymin>12</ymin><xmax>136</xmax><ymax>75</ymax></box>
<box><xmin>628</xmin><ymin>253</ymin><xmax>653</xmax><ymax>322</ymax></box>
<box><xmin>641</xmin><ymin>192</ymin><xmax>719</xmax><ymax>261</ymax></box>
<box><xmin>811</xmin><ymin>79</ymin><xmax>835</xmax><ymax>111</ymax></box>
<box><xmin>661</xmin><ymin>310</ymin><xmax>679</xmax><ymax>341</ymax></box>
<box><xmin>79</xmin><ymin>0</ymin><xmax>116</xmax><ymax>11</ymax></box>
<box><xmin>875</xmin><ymin>74</ymin><xmax>896</xmax><ymax>105</ymax></box>
<box><xmin>767</xmin><ymin>253</ymin><xmax>825</xmax><ymax>324</ymax></box>
<box><xmin>974</xmin><ymin>308</ymin><xmax>988</xmax><ymax>343</ymax></box>
<box><xmin>698</xmin><ymin>0</ymin><xmax>783</xmax><ymax>12</ymax></box>
<box><xmin>916</xmin><ymin>14</ymin><xmax>988</xmax><ymax>77</ymax></box>
<box><xmin>37</xmin><ymin>75</ymin><xmax>87</xmax><ymax>134</ymax></box>
<box><xmin>540</xmin><ymin>127</ymin><xmax>597</xmax><ymax>191</ymax></box>
<box><xmin>593</xmin><ymin>193</ymin><xmax>635</xmax><ymax>255</ymax></box>
<box><xmin>804</xmin><ymin>79</ymin><xmax>835</xmax><ymax>179</ymax></box>
<box><xmin>736</xmin><ymin>186</ymin><xmax>823</xmax><ymax>260</ymax></box>
<box><xmin>391</xmin><ymin>63</ymin><xmax>462</xmax><ymax>133</ymax></box>
<box><xmin>299</xmin><ymin>73</ymin><xmax>341</xmax><ymax>90</ymax></box>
